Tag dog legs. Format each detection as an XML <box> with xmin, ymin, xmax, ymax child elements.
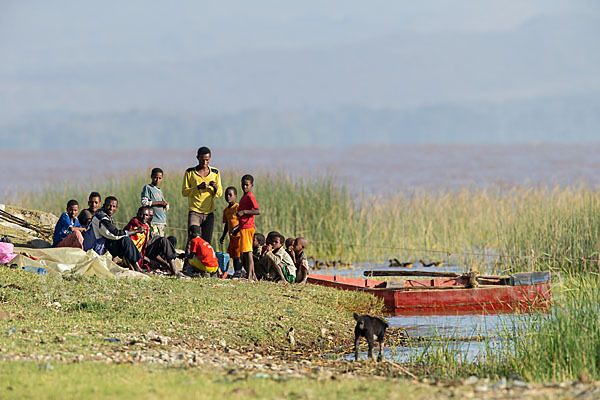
<box><xmin>367</xmin><ymin>336</ymin><xmax>375</xmax><ymax>361</ymax></box>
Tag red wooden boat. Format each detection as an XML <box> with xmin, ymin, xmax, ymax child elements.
<box><xmin>307</xmin><ymin>271</ymin><xmax>552</xmax><ymax>315</ymax></box>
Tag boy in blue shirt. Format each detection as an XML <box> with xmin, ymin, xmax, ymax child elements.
<box><xmin>141</xmin><ymin>167</ymin><xmax>169</xmax><ymax>236</ymax></box>
<box><xmin>53</xmin><ymin>199</ymin><xmax>85</xmax><ymax>249</ymax></box>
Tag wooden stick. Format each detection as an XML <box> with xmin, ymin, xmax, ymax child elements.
<box><xmin>364</xmin><ymin>270</ymin><xmax>510</xmax><ymax>280</ymax></box>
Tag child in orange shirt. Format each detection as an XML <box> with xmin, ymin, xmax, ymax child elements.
<box><xmin>219</xmin><ymin>186</ymin><xmax>242</xmax><ymax>276</ymax></box>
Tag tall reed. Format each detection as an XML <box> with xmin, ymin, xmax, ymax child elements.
<box><xmin>409</xmin><ymin>275</ymin><xmax>600</xmax><ymax>382</ymax></box>
<box><xmin>12</xmin><ymin>171</ymin><xmax>600</xmax><ymax>273</ymax></box>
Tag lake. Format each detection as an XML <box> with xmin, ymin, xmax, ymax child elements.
<box><xmin>2</xmin><ymin>143</ymin><xmax>600</xmax><ymax>198</ymax></box>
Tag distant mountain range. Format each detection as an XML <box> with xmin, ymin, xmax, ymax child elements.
<box><xmin>2</xmin><ymin>91</ymin><xmax>599</xmax><ymax>149</ymax></box>
<box><xmin>1</xmin><ymin>13</ymin><xmax>599</xmax><ymax>148</ymax></box>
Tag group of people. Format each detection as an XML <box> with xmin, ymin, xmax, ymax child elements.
<box><xmin>51</xmin><ymin>146</ymin><xmax>309</xmax><ymax>284</ymax></box>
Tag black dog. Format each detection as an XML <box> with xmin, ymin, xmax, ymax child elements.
<box><xmin>353</xmin><ymin>313</ymin><xmax>389</xmax><ymax>361</ymax></box>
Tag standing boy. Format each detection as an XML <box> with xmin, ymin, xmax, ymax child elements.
<box><xmin>53</xmin><ymin>199</ymin><xmax>85</xmax><ymax>249</ymax></box>
<box><xmin>237</xmin><ymin>174</ymin><xmax>260</xmax><ymax>281</ymax></box>
<box><xmin>141</xmin><ymin>167</ymin><xmax>169</xmax><ymax>237</ymax></box>
<box><xmin>182</xmin><ymin>147</ymin><xmax>222</xmax><ymax>246</ymax></box>
<box><xmin>219</xmin><ymin>186</ymin><xmax>242</xmax><ymax>277</ymax></box>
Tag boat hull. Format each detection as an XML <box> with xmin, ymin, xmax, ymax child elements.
<box><xmin>308</xmin><ymin>273</ymin><xmax>552</xmax><ymax>315</ymax></box>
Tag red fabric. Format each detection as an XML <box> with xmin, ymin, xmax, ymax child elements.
<box><xmin>124</xmin><ymin>217</ymin><xmax>149</xmax><ymax>261</ymax></box>
<box><xmin>237</xmin><ymin>192</ymin><xmax>259</xmax><ymax>229</ymax></box>
<box><xmin>189</xmin><ymin>237</ymin><xmax>219</xmax><ymax>269</ymax></box>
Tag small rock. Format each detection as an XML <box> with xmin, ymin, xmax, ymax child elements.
<box><xmin>38</xmin><ymin>362</ymin><xmax>54</xmax><ymax>370</ymax></box>
<box><xmin>474</xmin><ymin>385</ymin><xmax>488</xmax><ymax>392</ymax></box>
<box><xmin>6</xmin><ymin>326</ymin><xmax>16</xmax><ymax>335</ymax></box>
<box><xmin>219</xmin><ymin>339</ymin><xmax>227</xmax><ymax>348</ymax></box>
<box><xmin>463</xmin><ymin>376</ymin><xmax>478</xmax><ymax>385</ymax></box>
<box><xmin>491</xmin><ymin>377</ymin><xmax>507</xmax><ymax>389</ymax></box>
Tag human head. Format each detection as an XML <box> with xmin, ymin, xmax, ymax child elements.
<box><xmin>66</xmin><ymin>199</ymin><xmax>79</xmax><ymax>219</ymax></box>
<box><xmin>285</xmin><ymin>237</ymin><xmax>294</xmax><ymax>249</ymax></box>
<box><xmin>88</xmin><ymin>192</ymin><xmax>101</xmax><ymax>212</ymax></box>
<box><xmin>293</xmin><ymin>237</ymin><xmax>309</xmax><ymax>253</ymax></box>
<box><xmin>148</xmin><ymin>208</ymin><xmax>154</xmax><ymax>223</ymax></box>
<box><xmin>103</xmin><ymin>196</ymin><xmax>118</xmax><ymax>216</ymax></box>
<box><xmin>151</xmin><ymin>168</ymin><xmax>163</xmax><ymax>186</ymax></box>
<box><xmin>188</xmin><ymin>225</ymin><xmax>201</xmax><ymax>239</ymax></box>
<box><xmin>136</xmin><ymin>206</ymin><xmax>152</xmax><ymax>224</ymax></box>
<box><xmin>196</xmin><ymin>147</ymin><xmax>211</xmax><ymax>169</ymax></box>
<box><xmin>253</xmin><ymin>232</ymin><xmax>265</xmax><ymax>247</ymax></box>
<box><xmin>78</xmin><ymin>209</ymin><xmax>93</xmax><ymax>227</ymax></box>
<box><xmin>241</xmin><ymin>174</ymin><xmax>254</xmax><ymax>194</ymax></box>
<box><xmin>267</xmin><ymin>231</ymin><xmax>285</xmax><ymax>250</ymax></box>
<box><xmin>225</xmin><ymin>186</ymin><xmax>237</xmax><ymax>204</ymax></box>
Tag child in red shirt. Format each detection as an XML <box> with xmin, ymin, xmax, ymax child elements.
<box><xmin>185</xmin><ymin>225</ymin><xmax>219</xmax><ymax>275</ymax></box>
<box><xmin>236</xmin><ymin>174</ymin><xmax>260</xmax><ymax>281</ymax></box>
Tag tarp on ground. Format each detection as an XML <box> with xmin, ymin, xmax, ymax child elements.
<box><xmin>8</xmin><ymin>247</ymin><xmax>148</xmax><ymax>279</ymax></box>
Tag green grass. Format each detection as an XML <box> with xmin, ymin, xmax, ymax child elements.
<box><xmin>0</xmin><ymin>267</ymin><xmax>382</xmax><ymax>358</ymax></box>
<box><xmin>0</xmin><ymin>362</ymin><xmax>434</xmax><ymax>400</ymax></box>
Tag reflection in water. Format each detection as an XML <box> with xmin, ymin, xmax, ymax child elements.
<box><xmin>320</xmin><ymin>266</ymin><xmax>532</xmax><ymax>362</ymax></box>
<box><xmin>346</xmin><ymin>312</ymin><xmax>527</xmax><ymax>363</ymax></box>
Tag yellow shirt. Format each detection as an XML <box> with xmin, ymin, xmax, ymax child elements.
<box><xmin>181</xmin><ymin>166</ymin><xmax>223</xmax><ymax>214</ymax></box>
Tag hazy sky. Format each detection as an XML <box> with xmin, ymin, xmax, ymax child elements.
<box><xmin>2</xmin><ymin>0</ymin><xmax>594</xmax><ymax>71</ymax></box>
<box><xmin>1</xmin><ymin>0</ymin><xmax>599</xmax><ymax>145</ymax></box>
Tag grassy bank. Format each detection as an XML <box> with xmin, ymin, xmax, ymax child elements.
<box><xmin>0</xmin><ymin>267</ymin><xmax>381</xmax><ymax>358</ymax></box>
<box><xmin>11</xmin><ymin>171</ymin><xmax>600</xmax><ymax>273</ymax></box>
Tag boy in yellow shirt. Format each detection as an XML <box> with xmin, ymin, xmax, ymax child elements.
<box><xmin>219</xmin><ymin>186</ymin><xmax>242</xmax><ymax>277</ymax></box>
<box><xmin>182</xmin><ymin>146</ymin><xmax>222</xmax><ymax>249</ymax></box>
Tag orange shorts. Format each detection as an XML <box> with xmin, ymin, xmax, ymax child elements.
<box><xmin>227</xmin><ymin>234</ymin><xmax>241</xmax><ymax>258</ymax></box>
<box><xmin>239</xmin><ymin>227</ymin><xmax>255</xmax><ymax>253</ymax></box>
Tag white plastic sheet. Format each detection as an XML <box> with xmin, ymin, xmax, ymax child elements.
<box><xmin>9</xmin><ymin>247</ymin><xmax>148</xmax><ymax>279</ymax></box>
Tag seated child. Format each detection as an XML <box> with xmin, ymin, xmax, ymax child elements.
<box><xmin>78</xmin><ymin>209</ymin><xmax>93</xmax><ymax>228</ymax></box>
<box><xmin>185</xmin><ymin>225</ymin><xmax>219</xmax><ymax>276</ymax></box>
<box><xmin>124</xmin><ymin>207</ymin><xmax>152</xmax><ymax>270</ymax></box>
<box><xmin>257</xmin><ymin>231</ymin><xmax>296</xmax><ymax>285</ymax></box>
<box><xmin>143</xmin><ymin>208</ymin><xmax>184</xmax><ymax>278</ymax></box>
<box><xmin>292</xmin><ymin>237</ymin><xmax>310</xmax><ymax>284</ymax></box>
<box><xmin>83</xmin><ymin>196</ymin><xmax>145</xmax><ymax>272</ymax></box>
<box><xmin>285</xmin><ymin>237</ymin><xmax>296</xmax><ymax>264</ymax></box>
<box><xmin>53</xmin><ymin>199</ymin><xmax>85</xmax><ymax>249</ymax></box>
<box><xmin>219</xmin><ymin>186</ymin><xmax>242</xmax><ymax>276</ymax></box>
<box><xmin>252</xmin><ymin>232</ymin><xmax>265</xmax><ymax>264</ymax></box>
<box><xmin>78</xmin><ymin>192</ymin><xmax>101</xmax><ymax>225</ymax></box>
<box><xmin>141</xmin><ymin>168</ymin><xmax>169</xmax><ymax>237</ymax></box>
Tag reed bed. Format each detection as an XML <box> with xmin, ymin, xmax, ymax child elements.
<box><xmin>12</xmin><ymin>171</ymin><xmax>600</xmax><ymax>273</ymax></box>
<box><xmin>407</xmin><ymin>274</ymin><xmax>600</xmax><ymax>382</ymax></box>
